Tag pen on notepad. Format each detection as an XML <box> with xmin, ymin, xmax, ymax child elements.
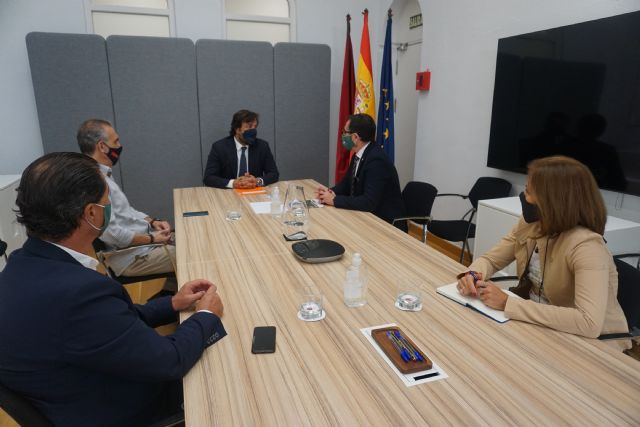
<box><xmin>468</xmin><ymin>271</ymin><xmax>480</xmax><ymax>284</ymax></box>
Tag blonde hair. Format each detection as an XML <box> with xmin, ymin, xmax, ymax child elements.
<box><xmin>528</xmin><ymin>156</ymin><xmax>606</xmax><ymax>236</ymax></box>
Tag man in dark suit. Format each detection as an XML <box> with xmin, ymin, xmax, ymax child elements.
<box><xmin>203</xmin><ymin>109</ymin><xmax>279</xmax><ymax>189</ymax></box>
<box><xmin>0</xmin><ymin>152</ymin><xmax>226</xmax><ymax>426</ymax></box>
<box><xmin>316</xmin><ymin>114</ymin><xmax>406</xmax><ymax>227</ymax></box>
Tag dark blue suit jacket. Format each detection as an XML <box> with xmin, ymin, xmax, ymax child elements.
<box><xmin>332</xmin><ymin>143</ymin><xmax>406</xmax><ymax>224</ymax></box>
<box><xmin>0</xmin><ymin>238</ymin><xmax>226</xmax><ymax>426</ymax></box>
<box><xmin>203</xmin><ymin>136</ymin><xmax>279</xmax><ymax>188</ymax></box>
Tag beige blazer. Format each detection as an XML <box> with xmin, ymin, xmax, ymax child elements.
<box><xmin>466</xmin><ymin>218</ymin><xmax>628</xmax><ymax>338</ymax></box>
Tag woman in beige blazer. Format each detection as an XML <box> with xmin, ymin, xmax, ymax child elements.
<box><xmin>457</xmin><ymin>156</ymin><xmax>628</xmax><ymax>338</ymax></box>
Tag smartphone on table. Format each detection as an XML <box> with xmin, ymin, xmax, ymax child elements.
<box><xmin>251</xmin><ymin>326</ymin><xmax>276</xmax><ymax>354</ymax></box>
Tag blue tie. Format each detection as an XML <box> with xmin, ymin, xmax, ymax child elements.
<box><xmin>239</xmin><ymin>147</ymin><xmax>247</xmax><ymax>177</ymax></box>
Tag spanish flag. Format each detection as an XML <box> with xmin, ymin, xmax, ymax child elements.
<box><xmin>354</xmin><ymin>9</ymin><xmax>376</xmax><ymax>119</ymax></box>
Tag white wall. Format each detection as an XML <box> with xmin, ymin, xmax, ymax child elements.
<box><xmin>0</xmin><ymin>0</ymin><xmax>86</xmax><ymax>175</ymax></box>
<box><xmin>415</xmin><ymin>0</ymin><xmax>640</xmax><ymax>223</ymax></box>
<box><xmin>390</xmin><ymin>0</ymin><xmax>422</xmax><ymax>188</ymax></box>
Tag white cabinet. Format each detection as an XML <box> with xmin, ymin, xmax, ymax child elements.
<box><xmin>474</xmin><ymin>197</ymin><xmax>640</xmax><ymax>276</ymax></box>
<box><xmin>0</xmin><ymin>175</ymin><xmax>27</xmax><ymax>270</ymax></box>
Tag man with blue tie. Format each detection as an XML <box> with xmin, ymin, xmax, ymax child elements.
<box><xmin>203</xmin><ymin>109</ymin><xmax>280</xmax><ymax>189</ymax></box>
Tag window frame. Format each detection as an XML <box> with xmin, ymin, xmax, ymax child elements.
<box><xmin>83</xmin><ymin>0</ymin><xmax>177</xmax><ymax>37</ymax></box>
<box><xmin>223</xmin><ymin>0</ymin><xmax>296</xmax><ymax>43</ymax></box>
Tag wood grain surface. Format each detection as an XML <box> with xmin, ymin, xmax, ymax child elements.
<box><xmin>174</xmin><ymin>180</ymin><xmax>640</xmax><ymax>426</ymax></box>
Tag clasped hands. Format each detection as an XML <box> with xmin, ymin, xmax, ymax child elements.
<box><xmin>233</xmin><ymin>173</ymin><xmax>258</xmax><ymax>189</ymax></box>
<box><xmin>315</xmin><ymin>185</ymin><xmax>335</xmax><ymax>206</ymax></box>
<box><xmin>171</xmin><ymin>279</ymin><xmax>224</xmax><ymax>317</ymax></box>
<box><xmin>150</xmin><ymin>219</ymin><xmax>172</xmax><ymax>244</ymax></box>
<box><xmin>457</xmin><ymin>272</ymin><xmax>508</xmax><ymax>310</ymax></box>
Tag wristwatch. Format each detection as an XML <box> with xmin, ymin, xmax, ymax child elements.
<box><xmin>256</xmin><ymin>177</ymin><xmax>264</xmax><ymax>187</ymax></box>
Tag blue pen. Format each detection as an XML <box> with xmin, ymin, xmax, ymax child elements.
<box><xmin>468</xmin><ymin>271</ymin><xmax>480</xmax><ymax>284</ymax></box>
<box><xmin>390</xmin><ymin>333</ymin><xmax>414</xmax><ymax>362</ymax></box>
<box><xmin>394</xmin><ymin>331</ymin><xmax>424</xmax><ymax>362</ymax></box>
<box><xmin>393</xmin><ymin>331</ymin><xmax>418</xmax><ymax>361</ymax></box>
<box><xmin>386</xmin><ymin>332</ymin><xmax>411</xmax><ymax>362</ymax></box>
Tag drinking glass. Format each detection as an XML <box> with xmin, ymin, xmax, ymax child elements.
<box><xmin>299</xmin><ymin>285</ymin><xmax>324</xmax><ymax>320</ymax></box>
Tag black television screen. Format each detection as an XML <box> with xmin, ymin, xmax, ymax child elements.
<box><xmin>487</xmin><ymin>11</ymin><xmax>640</xmax><ymax>196</ymax></box>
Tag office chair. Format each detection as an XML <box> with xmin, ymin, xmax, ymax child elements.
<box><xmin>428</xmin><ymin>177</ymin><xmax>512</xmax><ymax>263</ymax></box>
<box><xmin>0</xmin><ymin>238</ymin><xmax>7</xmax><ymax>261</ymax></box>
<box><xmin>392</xmin><ymin>181</ymin><xmax>438</xmax><ymax>242</ymax></box>
<box><xmin>612</xmin><ymin>254</ymin><xmax>640</xmax><ymax>334</ymax></box>
<box><xmin>0</xmin><ymin>382</ymin><xmax>52</xmax><ymax>427</ymax></box>
<box><xmin>92</xmin><ymin>239</ymin><xmax>176</xmax><ymax>286</ymax></box>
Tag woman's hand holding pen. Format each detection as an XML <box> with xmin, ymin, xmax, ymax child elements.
<box><xmin>457</xmin><ymin>271</ymin><xmax>482</xmax><ymax>297</ymax></box>
<box><xmin>476</xmin><ymin>280</ymin><xmax>508</xmax><ymax>310</ymax></box>
<box><xmin>458</xmin><ymin>271</ymin><xmax>508</xmax><ymax>310</ymax></box>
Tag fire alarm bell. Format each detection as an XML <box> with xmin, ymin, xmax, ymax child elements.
<box><xmin>416</xmin><ymin>70</ymin><xmax>431</xmax><ymax>91</ymax></box>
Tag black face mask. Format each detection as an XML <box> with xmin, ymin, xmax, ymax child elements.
<box><xmin>104</xmin><ymin>144</ymin><xmax>123</xmax><ymax>166</ymax></box>
<box><xmin>519</xmin><ymin>191</ymin><xmax>539</xmax><ymax>223</ymax></box>
<box><xmin>242</xmin><ymin>128</ymin><xmax>257</xmax><ymax>145</ymax></box>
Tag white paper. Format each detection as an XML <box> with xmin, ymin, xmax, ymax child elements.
<box><xmin>361</xmin><ymin>323</ymin><xmax>448</xmax><ymax>387</ymax></box>
<box><xmin>436</xmin><ymin>282</ymin><xmax>521</xmax><ymax>323</ymax></box>
<box><xmin>250</xmin><ymin>201</ymin><xmax>281</xmax><ymax>215</ymax></box>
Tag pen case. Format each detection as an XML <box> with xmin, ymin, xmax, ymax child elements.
<box><xmin>371</xmin><ymin>327</ymin><xmax>432</xmax><ymax>374</ymax></box>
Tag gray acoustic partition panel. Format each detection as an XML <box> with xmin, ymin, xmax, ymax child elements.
<box><xmin>107</xmin><ymin>36</ymin><xmax>201</xmax><ymax>222</ymax></box>
<box><xmin>196</xmin><ymin>40</ymin><xmax>275</xmax><ymax>173</ymax></box>
<box><xmin>26</xmin><ymin>32</ymin><xmax>121</xmax><ymax>182</ymax></box>
<box><xmin>274</xmin><ymin>43</ymin><xmax>331</xmax><ymax>183</ymax></box>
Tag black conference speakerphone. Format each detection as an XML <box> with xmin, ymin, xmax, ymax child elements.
<box><xmin>291</xmin><ymin>239</ymin><xmax>345</xmax><ymax>263</ymax></box>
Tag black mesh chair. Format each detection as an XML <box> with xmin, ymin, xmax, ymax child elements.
<box><xmin>392</xmin><ymin>181</ymin><xmax>438</xmax><ymax>242</ymax></box>
<box><xmin>0</xmin><ymin>382</ymin><xmax>52</xmax><ymax>427</ymax></box>
<box><xmin>92</xmin><ymin>239</ymin><xmax>176</xmax><ymax>286</ymax></box>
<box><xmin>428</xmin><ymin>177</ymin><xmax>512</xmax><ymax>263</ymax></box>
<box><xmin>0</xmin><ymin>238</ymin><xmax>7</xmax><ymax>261</ymax></box>
<box><xmin>612</xmin><ymin>254</ymin><xmax>640</xmax><ymax>333</ymax></box>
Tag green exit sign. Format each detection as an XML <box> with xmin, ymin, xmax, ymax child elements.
<box><xmin>409</xmin><ymin>14</ymin><xmax>422</xmax><ymax>29</ymax></box>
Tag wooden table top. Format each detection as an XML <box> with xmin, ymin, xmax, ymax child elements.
<box><xmin>174</xmin><ymin>180</ymin><xmax>640</xmax><ymax>426</ymax></box>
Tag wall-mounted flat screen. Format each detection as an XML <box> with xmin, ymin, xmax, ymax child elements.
<box><xmin>487</xmin><ymin>11</ymin><xmax>640</xmax><ymax>196</ymax></box>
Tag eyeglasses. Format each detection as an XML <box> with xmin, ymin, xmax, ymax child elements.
<box><xmin>342</xmin><ymin>130</ymin><xmax>354</xmax><ymax>135</ymax></box>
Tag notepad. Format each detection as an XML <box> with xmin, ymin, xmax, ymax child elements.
<box><xmin>234</xmin><ymin>187</ymin><xmax>267</xmax><ymax>195</ymax></box>
<box><xmin>436</xmin><ymin>282</ymin><xmax>521</xmax><ymax>323</ymax></box>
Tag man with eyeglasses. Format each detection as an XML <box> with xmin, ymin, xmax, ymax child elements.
<box><xmin>77</xmin><ymin>119</ymin><xmax>176</xmax><ymax>291</ymax></box>
<box><xmin>316</xmin><ymin>113</ymin><xmax>405</xmax><ymax>228</ymax></box>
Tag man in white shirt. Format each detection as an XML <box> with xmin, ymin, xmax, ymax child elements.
<box><xmin>77</xmin><ymin>119</ymin><xmax>176</xmax><ymax>288</ymax></box>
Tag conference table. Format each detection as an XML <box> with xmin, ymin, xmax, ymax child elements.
<box><xmin>174</xmin><ymin>180</ymin><xmax>640</xmax><ymax>426</ymax></box>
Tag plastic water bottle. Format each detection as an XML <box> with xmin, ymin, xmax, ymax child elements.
<box><xmin>344</xmin><ymin>253</ymin><xmax>367</xmax><ymax>307</ymax></box>
<box><xmin>270</xmin><ymin>186</ymin><xmax>281</xmax><ymax>218</ymax></box>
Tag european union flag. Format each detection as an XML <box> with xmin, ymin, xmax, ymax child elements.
<box><xmin>377</xmin><ymin>10</ymin><xmax>394</xmax><ymax>163</ymax></box>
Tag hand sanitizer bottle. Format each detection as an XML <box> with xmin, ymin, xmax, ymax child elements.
<box><xmin>270</xmin><ymin>186</ymin><xmax>281</xmax><ymax>218</ymax></box>
<box><xmin>344</xmin><ymin>253</ymin><xmax>367</xmax><ymax>307</ymax></box>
